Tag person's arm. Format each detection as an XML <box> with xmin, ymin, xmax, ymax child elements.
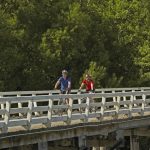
<box><xmin>90</xmin><ymin>80</ymin><xmax>95</xmax><ymax>92</ymax></box>
<box><xmin>91</xmin><ymin>82</ymin><xmax>94</xmax><ymax>91</ymax></box>
<box><xmin>79</xmin><ymin>82</ymin><xmax>85</xmax><ymax>91</ymax></box>
<box><xmin>54</xmin><ymin>78</ymin><xmax>60</xmax><ymax>89</ymax></box>
<box><xmin>68</xmin><ymin>80</ymin><xmax>71</xmax><ymax>90</ymax></box>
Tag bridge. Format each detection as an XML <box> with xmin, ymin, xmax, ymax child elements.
<box><xmin>0</xmin><ymin>87</ymin><xmax>150</xmax><ymax>150</ymax></box>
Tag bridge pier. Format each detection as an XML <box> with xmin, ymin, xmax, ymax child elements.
<box><xmin>38</xmin><ymin>141</ymin><xmax>48</xmax><ymax>150</ymax></box>
<box><xmin>130</xmin><ymin>135</ymin><xmax>139</xmax><ymax>150</ymax></box>
<box><xmin>78</xmin><ymin>135</ymin><xmax>87</xmax><ymax>150</ymax></box>
<box><xmin>92</xmin><ymin>147</ymin><xmax>106</xmax><ymax>150</ymax></box>
<box><xmin>100</xmin><ymin>147</ymin><xmax>106</xmax><ymax>150</ymax></box>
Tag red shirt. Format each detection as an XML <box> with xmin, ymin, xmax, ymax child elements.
<box><xmin>82</xmin><ymin>79</ymin><xmax>94</xmax><ymax>91</ymax></box>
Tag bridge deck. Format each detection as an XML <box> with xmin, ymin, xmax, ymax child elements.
<box><xmin>0</xmin><ymin>87</ymin><xmax>149</xmax><ymax>134</ymax></box>
<box><xmin>0</xmin><ymin>88</ymin><xmax>150</xmax><ymax>149</ymax></box>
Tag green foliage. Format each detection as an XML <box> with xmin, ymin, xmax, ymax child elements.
<box><xmin>80</xmin><ymin>62</ymin><xmax>106</xmax><ymax>88</ymax></box>
<box><xmin>106</xmin><ymin>73</ymin><xmax>123</xmax><ymax>88</ymax></box>
<box><xmin>0</xmin><ymin>0</ymin><xmax>150</xmax><ymax>91</ymax></box>
<box><xmin>136</xmin><ymin>41</ymin><xmax>150</xmax><ymax>86</ymax></box>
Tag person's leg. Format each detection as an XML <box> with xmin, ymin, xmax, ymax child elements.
<box><xmin>58</xmin><ymin>91</ymin><xmax>65</xmax><ymax>115</ymax></box>
<box><xmin>65</xmin><ymin>90</ymin><xmax>71</xmax><ymax>105</ymax></box>
<box><xmin>58</xmin><ymin>91</ymin><xmax>64</xmax><ymax>105</ymax></box>
<box><xmin>87</xmin><ymin>90</ymin><xmax>96</xmax><ymax>112</ymax></box>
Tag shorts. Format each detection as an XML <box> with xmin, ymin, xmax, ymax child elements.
<box><xmin>59</xmin><ymin>90</ymin><xmax>71</xmax><ymax>105</ymax></box>
<box><xmin>60</xmin><ymin>90</ymin><xmax>71</xmax><ymax>94</ymax></box>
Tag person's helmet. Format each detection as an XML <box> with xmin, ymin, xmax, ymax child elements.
<box><xmin>62</xmin><ymin>70</ymin><xmax>68</xmax><ymax>74</ymax></box>
<box><xmin>86</xmin><ymin>74</ymin><xmax>91</xmax><ymax>78</ymax></box>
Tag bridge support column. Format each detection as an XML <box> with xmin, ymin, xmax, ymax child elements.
<box><xmin>38</xmin><ymin>141</ymin><xmax>48</xmax><ymax>150</ymax></box>
<box><xmin>130</xmin><ymin>133</ymin><xmax>139</xmax><ymax>150</ymax></box>
<box><xmin>93</xmin><ymin>147</ymin><xmax>99</xmax><ymax>150</ymax></box>
<box><xmin>78</xmin><ymin>135</ymin><xmax>87</xmax><ymax>150</ymax></box>
<box><xmin>100</xmin><ymin>147</ymin><xmax>106</xmax><ymax>150</ymax></box>
<box><xmin>93</xmin><ymin>147</ymin><xmax>106</xmax><ymax>150</ymax></box>
<box><xmin>116</xmin><ymin>130</ymin><xmax>124</xmax><ymax>148</ymax></box>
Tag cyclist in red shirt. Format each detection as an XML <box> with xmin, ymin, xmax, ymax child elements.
<box><xmin>79</xmin><ymin>74</ymin><xmax>95</xmax><ymax>92</ymax></box>
<box><xmin>78</xmin><ymin>74</ymin><xmax>95</xmax><ymax>112</ymax></box>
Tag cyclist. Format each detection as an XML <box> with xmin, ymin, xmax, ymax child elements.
<box><xmin>54</xmin><ymin>69</ymin><xmax>71</xmax><ymax>105</ymax></box>
<box><xmin>78</xmin><ymin>74</ymin><xmax>95</xmax><ymax>112</ymax></box>
<box><xmin>78</xmin><ymin>74</ymin><xmax>94</xmax><ymax>93</ymax></box>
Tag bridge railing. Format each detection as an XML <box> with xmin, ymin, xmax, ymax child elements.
<box><xmin>0</xmin><ymin>87</ymin><xmax>150</xmax><ymax>96</ymax></box>
<box><xmin>0</xmin><ymin>87</ymin><xmax>150</xmax><ymax>133</ymax></box>
<box><xmin>0</xmin><ymin>87</ymin><xmax>150</xmax><ymax>117</ymax></box>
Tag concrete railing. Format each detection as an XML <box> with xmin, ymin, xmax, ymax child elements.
<box><xmin>0</xmin><ymin>87</ymin><xmax>150</xmax><ymax>133</ymax></box>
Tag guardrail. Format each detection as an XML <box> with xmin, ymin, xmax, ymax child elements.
<box><xmin>0</xmin><ymin>87</ymin><xmax>150</xmax><ymax>133</ymax></box>
<box><xmin>0</xmin><ymin>87</ymin><xmax>150</xmax><ymax>96</ymax></box>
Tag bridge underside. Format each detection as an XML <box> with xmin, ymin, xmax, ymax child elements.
<box><xmin>0</xmin><ymin>116</ymin><xmax>150</xmax><ymax>149</ymax></box>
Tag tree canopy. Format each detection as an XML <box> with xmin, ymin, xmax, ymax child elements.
<box><xmin>0</xmin><ymin>0</ymin><xmax>150</xmax><ymax>91</ymax></box>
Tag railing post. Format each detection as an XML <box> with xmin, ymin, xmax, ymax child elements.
<box><xmin>85</xmin><ymin>97</ymin><xmax>90</xmax><ymax>123</ymax></box>
<box><xmin>32</xmin><ymin>94</ymin><xmax>40</xmax><ymax>116</ymax></box>
<box><xmin>27</xmin><ymin>100</ymin><xmax>33</xmax><ymax>130</ymax></box>
<box><xmin>17</xmin><ymin>94</ymin><xmax>23</xmax><ymax>117</ymax></box>
<box><xmin>132</xmin><ymin>90</ymin><xmax>137</xmax><ymax>107</ymax></box>
<box><xmin>0</xmin><ymin>95</ymin><xmax>5</xmax><ymax>118</ymax></box>
<box><xmin>67</xmin><ymin>98</ymin><xmax>73</xmax><ymax>125</ymax></box>
<box><xmin>78</xmin><ymin>92</ymin><xmax>82</xmax><ymax>113</ymax></box>
<box><xmin>3</xmin><ymin>101</ymin><xmax>11</xmax><ymax>133</ymax></box>
<box><xmin>47</xmin><ymin>94</ymin><xmax>53</xmax><ymax>127</ymax></box>
<box><xmin>141</xmin><ymin>93</ymin><xmax>146</xmax><ymax>116</ymax></box>
<box><xmin>100</xmin><ymin>95</ymin><xmax>105</xmax><ymax>121</ymax></box>
<box><xmin>133</xmin><ymin>95</ymin><xmax>137</xmax><ymax>107</ymax></box>
<box><xmin>129</xmin><ymin>95</ymin><xmax>133</xmax><ymax>118</ymax></box>
<box><xmin>122</xmin><ymin>90</ymin><xmax>127</xmax><ymax>108</ymax></box>
<box><xmin>116</xmin><ymin>96</ymin><xmax>120</xmax><ymax>117</ymax></box>
<box><xmin>112</xmin><ymin>91</ymin><xmax>117</xmax><ymax>109</ymax></box>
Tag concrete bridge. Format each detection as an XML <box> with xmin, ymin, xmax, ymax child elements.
<box><xmin>0</xmin><ymin>87</ymin><xmax>150</xmax><ymax>150</ymax></box>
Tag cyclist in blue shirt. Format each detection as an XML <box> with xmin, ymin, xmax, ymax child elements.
<box><xmin>54</xmin><ymin>70</ymin><xmax>71</xmax><ymax>107</ymax></box>
<box><xmin>54</xmin><ymin>70</ymin><xmax>71</xmax><ymax>94</ymax></box>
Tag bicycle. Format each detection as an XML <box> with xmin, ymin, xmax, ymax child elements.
<box><xmin>77</xmin><ymin>90</ymin><xmax>96</xmax><ymax>113</ymax></box>
<box><xmin>57</xmin><ymin>90</ymin><xmax>70</xmax><ymax>116</ymax></box>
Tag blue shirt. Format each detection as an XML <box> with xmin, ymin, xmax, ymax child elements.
<box><xmin>58</xmin><ymin>77</ymin><xmax>71</xmax><ymax>91</ymax></box>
